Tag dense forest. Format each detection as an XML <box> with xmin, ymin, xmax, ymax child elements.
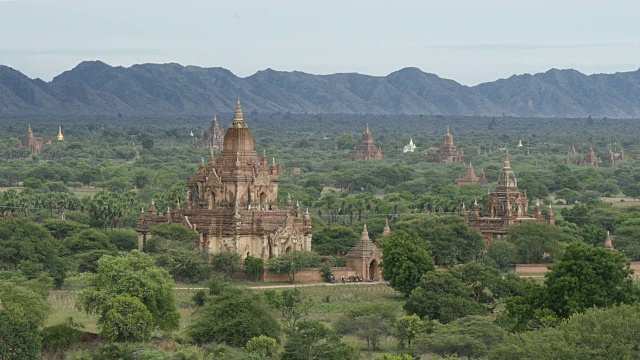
<box><xmin>2</xmin><ymin>112</ymin><xmax>640</xmax><ymax>359</ymax></box>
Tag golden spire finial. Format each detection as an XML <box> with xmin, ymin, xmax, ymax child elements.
<box><xmin>57</xmin><ymin>125</ymin><xmax>64</xmax><ymax>141</ymax></box>
<box><xmin>233</xmin><ymin>98</ymin><xmax>244</xmax><ymax>124</ymax></box>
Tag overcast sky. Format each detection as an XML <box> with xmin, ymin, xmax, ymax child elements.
<box><xmin>1</xmin><ymin>0</ymin><xmax>639</xmax><ymax>85</ymax></box>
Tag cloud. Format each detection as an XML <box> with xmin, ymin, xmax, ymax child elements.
<box><xmin>418</xmin><ymin>41</ymin><xmax>640</xmax><ymax>50</ymax></box>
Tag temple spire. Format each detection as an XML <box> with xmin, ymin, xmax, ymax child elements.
<box><xmin>233</xmin><ymin>98</ymin><xmax>244</xmax><ymax>125</ymax></box>
<box><xmin>504</xmin><ymin>149</ymin><xmax>510</xmax><ymax>168</ymax></box>
<box><xmin>604</xmin><ymin>231</ymin><xmax>615</xmax><ymax>250</ymax></box>
<box><xmin>57</xmin><ymin>125</ymin><xmax>64</xmax><ymax>141</ymax></box>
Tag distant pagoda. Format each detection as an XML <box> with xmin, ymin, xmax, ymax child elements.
<box><xmin>348</xmin><ymin>124</ymin><xmax>383</xmax><ymax>160</ymax></box>
<box><xmin>579</xmin><ymin>146</ymin><xmax>600</xmax><ymax>166</ymax></box>
<box><xmin>455</xmin><ymin>163</ymin><xmax>486</xmax><ymax>186</ymax></box>
<box><xmin>425</xmin><ymin>127</ymin><xmax>464</xmax><ymax>163</ymax></box>
<box><xmin>466</xmin><ymin>151</ymin><xmax>554</xmax><ymax>240</ymax></box>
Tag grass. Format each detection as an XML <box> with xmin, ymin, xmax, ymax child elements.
<box><xmin>46</xmin><ymin>283</ymin><xmax>405</xmax><ymax>356</ymax></box>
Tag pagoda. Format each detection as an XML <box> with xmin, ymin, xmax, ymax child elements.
<box><xmin>403</xmin><ymin>138</ymin><xmax>417</xmax><ymax>153</ymax></box>
<box><xmin>137</xmin><ymin>99</ymin><xmax>312</xmax><ymax>260</ymax></box>
<box><xmin>19</xmin><ymin>125</ymin><xmax>50</xmax><ymax>155</ymax></box>
<box><xmin>56</xmin><ymin>125</ymin><xmax>64</xmax><ymax>141</ymax></box>
<box><xmin>194</xmin><ymin>114</ymin><xmax>224</xmax><ymax>150</ymax></box>
<box><xmin>455</xmin><ymin>163</ymin><xmax>485</xmax><ymax>186</ymax></box>
<box><xmin>466</xmin><ymin>151</ymin><xmax>554</xmax><ymax>240</ymax></box>
<box><xmin>346</xmin><ymin>225</ymin><xmax>382</xmax><ymax>281</ymax></box>
<box><xmin>425</xmin><ymin>128</ymin><xmax>464</xmax><ymax>163</ymax></box>
<box><xmin>348</xmin><ymin>124</ymin><xmax>383</xmax><ymax>160</ymax></box>
<box><xmin>579</xmin><ymin>146</ymin><xmax>600</xmax><ymax>166</ymax></box>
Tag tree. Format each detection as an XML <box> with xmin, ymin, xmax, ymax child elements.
<box><xmin>76</xmin><ymin>251</ymin><xmax>180</xmax><ymax>332</ymax></box>
<box><xmin>312</xmin><ymin>225</ymin><xmax>358</xmax><ymax>255</ymax></box>
<box><xmin>101</xmin><ymin>296</ymin><xmax>153</xmax><ymax>342</ymax></box>
<box><xmin>0</xmin><ymin>276</ymin><xmax>51</xmax><ymax>360</ymax></box>
<box><xmin>42</xmin><ymin>219</ymin><xmax>89</xmax><ymax>240</ymax></box>
<box><xmin>416</xmin><ymin>316</ymin><xmax>505</xmax><ymax>359</ymax></box>
<box><xmin>187</xmin><ymin>286</ymin><xmax>281</xmax><ymax>347</ymax></box>
<box><xmin>265</xmin><ymin>288</ymin><xmax>314</xmax><ymax>333</ymax></box>
<box><xmin>152</xmin><ymin>238</ymin><xmax>211</xmax><ymax>283</ymax></box>
<box><xmin>380</xmin><ymin>230</ymin><xmax>435</xmax><ymax>297</ymax></box>
<box><xmin>484</xmin><ymin>240</ymin><xmax>517</xmax><ymax>271</ymax></box>
<box><xmin>246</xmin><ymin>335</ymin><xmax>277</xmax><ymax>358</ymax></box>
<box><xmin>334</xmin><ymin>302</ymin><xmax>397</xmax><ymax>350</ymax></box>
<box><xmin>281</xmin><ymin>320</ymin><xmax>360</xmax><ymax>360</ymax></box>
<box><xmin>150</xmin><ymin>223</ymin><xmax>199</xmax><ymax>243</ymax></box>
<box><xmin>396</xmin><ymin>216</ymin><xmax>484</xmax><ymax>266</ymax></box>
<box><xmin>0</xmin><ymin>217</ymin><xmax>67</xmax><ymax>286</ymax></box>
<box><xmin>450</xmin><ymin>263</ymin><xmax>502</xmax><ymax>306</ymax></box>
<box><xmin>267</xmin><ymin>251</ymin><xmax>320</xmax><ymax>283</ymax></box>
<box><xmin>392</xmin><ymin>314</ymin><xmax>423</xmax><ymax>349</ymax></box>
<box><xmin>211</xmin><ymin>251</ymin><xmax>243</xmax><ymax>279</ymax></box>
<box><xmin>61</xmin><ymin>228</ymin><xmax>117</xmax><ymax>256</ymax></box>
<box><xmin>405</xmin><ymin>271</ymin><xmax>486</xmax><ymax>323</ymax></box>
<box><xmin>244</xmin><ymin>256</ymin><xmax>264</xmax><ymax>281</ymax></box>
<box><xmin>543</xmin><ymin>241</ymin><xmax>638</xmax><ymax>319</ymax></box>
<box><xmin>507</xmin><ymin>222</ymin><xmax>580</xmax><ymax>263</ymax></box>
<box><xmin>490</xmin><ymin>304</ymin><xmax>640</xmax><ymax>360</ymax></box>
<box><xmin>0</xmin><ymin>309</ymin><xmax>41</xmax><ymax>360</ymax></box>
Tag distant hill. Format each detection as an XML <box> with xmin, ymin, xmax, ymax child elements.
<box><xmin>1</xmin><ymin>61</ymin><xmax>640</xmax><ymax>118</ymax></box>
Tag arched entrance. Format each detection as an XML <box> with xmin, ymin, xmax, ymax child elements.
<box><xmin>285</xmin><ymin>246</ymin><xmax>292</xmax><ymax>253</ymax></box>
<box><xmin>260</xmin><ymin>192</ymin><xmax>267</xmax><ymax>210</ymax></box>
<box><xmin>369</xmin><ymin>259</ymin><xmax>378</xmax><ymax>281</ymax></box>
<box><xmin>208</xmin><ymin>192</ymin><xmax>216</xmax><ymax>210</ymax></box>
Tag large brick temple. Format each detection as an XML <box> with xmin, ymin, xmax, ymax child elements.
<box><xmin>348</xmin><ymin>124</ymin><xmax>383</xmax><ymax>160</ymax></box>
<box><xmin>137</xmin><ymin>99</ymin><xmax>313</xmax><ymax>260</ymax></box>
<box><xmin>426</xmin><ymin>127</ymin><xmax>464</xmax><ymax>163</ymax></box>
<box><xmin>466</xmin><ymin>150</ymin><xmax>555</xmax><ymax>240</ymax></box>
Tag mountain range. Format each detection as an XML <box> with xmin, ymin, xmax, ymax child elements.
<box><xmin>1</xmin><ymin>61</ymin><xmax>640</xmax><ymax>118</ymax></box>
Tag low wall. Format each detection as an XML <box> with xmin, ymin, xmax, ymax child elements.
<box><xmin>516</xmin><ymin>261</ymin><xmax>640</xmax><ymax>276</ymax></box>
<box><xmin>261</xmin><ymin>267</ymin><xmax>356</xmax><ymax>282</ymax></box>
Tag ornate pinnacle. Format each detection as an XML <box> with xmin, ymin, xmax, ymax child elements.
<box><xmin>233</xmin><ymin>98</ymin><xmax>244</xmax><ymax>124</ymax></box>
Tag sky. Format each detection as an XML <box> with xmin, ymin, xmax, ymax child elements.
<box><xmin>1</xmin><ymin>0</ymin><xmax>639</xmax><ymax>86</ymax></box>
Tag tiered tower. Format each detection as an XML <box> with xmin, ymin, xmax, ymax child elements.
<box><xmin>137</xmin><ymin>99</ymin><xmax>312</xmax><ymax>260</ymax></box>
<box><xmin>466</xmin><ymin>150</ymin><xmax>554</xmax><ymax>240</ymax></box>
<box><xmin>426</xmin><ymin>127</ymin><xmax>464</xmax><ymax>163</ymax></box>
<box><xmin>348</xmin><ymin>124</ymin><xmax>383</xmax><ymax>160</ymax></box>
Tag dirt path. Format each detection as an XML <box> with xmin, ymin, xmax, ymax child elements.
<box><xmin>175</xmin><ymin>281</ymin><xmax>388</xmax><ymax>290</ymax></box>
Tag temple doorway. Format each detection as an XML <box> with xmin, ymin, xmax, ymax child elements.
<box><xmin>369</xmin><ymin>259</ymin><xmax>378</xmax><ymax>281</ymax></box>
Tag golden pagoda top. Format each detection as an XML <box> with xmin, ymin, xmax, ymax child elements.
<box><xmin>57</xmin><ymin>125</ymin><xmax>64</xmax><ymax>141</ymax></box>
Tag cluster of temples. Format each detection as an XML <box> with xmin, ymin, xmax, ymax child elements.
<box><xmin>465</xmin><ymin>151</ymin><xmax>555</xmax><ymax>240</ymax></box>
<box><xmin>348</xmin><ymin>124</ymin><xmax>383</xmax><ymax>160</ymax></box>
<box><xmin>137</xmin><ymin>99</ymin><xmax>312</xmax><ymax>260</ymax></box>
<box><xmin>193</xmin><ymin>114</ymin><xmax>224</xmax><ymax>151</ymax></box>
<box><xmin>18</xmin><ymin>125</ymin><xmax>64</xmax><ymax>155</ymax></box>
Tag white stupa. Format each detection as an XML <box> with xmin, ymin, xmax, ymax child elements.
<box><xmin>518</xmin><ymin>139</ymin><xmax>523</xmax><ymax>147</ymax></box>
<box><xmin>403</xmin><ymin>138</ymin><xmax>417</xmax><ymax>153</ymax></box>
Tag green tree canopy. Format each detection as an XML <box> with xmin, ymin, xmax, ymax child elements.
<box><xmin>380</xmin><ymin>230</ymin><xmax>435</xmax><ymax>297</ymax></box>
<box><xmin>0</xmin><ymin>217</ymin><xmax>67</xmax><ymax>286</ymax></box>
<box><xmin>396</xmin><ymin>215</ymin><xmax>484</xmax><ymax>266</ymax></box>
<box><xmin>334</xmin><ymin>302</ymin><xmax>398</xmax><ymax>350</ymax></box>
<box><xmin>507</xmin><ymin>222</ymin><xmax>581</xmax><ymax>263</ymax></box>
<box><xmin>187</xmin><ymin>285</ymin><xmax>281</xmax><ymax>347</ymax></box>
<box><xmin>76</xmin><ymin>251</ymin><xmax>180</xmax><ymax>332</ymax></box>
<box><xmin>267</xmin><ymin>251</ymin><xmax>320</xmax><ymax>283</ymax></box>
<box><xmin>405</xmin><ymin>271</ymin><xmax>486</xmax><ymax>323</ymax></box>
<box><xmin>281</xmin><ymin>320</ymin><xmax>360</xmax><ymax>360</ymax></box>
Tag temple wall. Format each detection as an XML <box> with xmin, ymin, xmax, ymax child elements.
<box><xmin>516</xmin><ymin>262</ymin><xmax>640</xmax><ymax>276</ymax></box>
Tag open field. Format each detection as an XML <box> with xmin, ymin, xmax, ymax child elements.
<box><xmin>47</xmin><ymin>283</ymin><xmax>403</xmax><ymax>354</ymax></box>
